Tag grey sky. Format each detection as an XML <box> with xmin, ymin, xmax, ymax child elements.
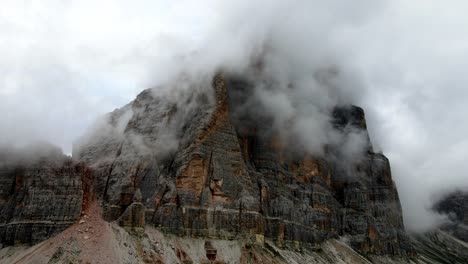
<box><xmin>1</xmin><ymin>0</ymin><xmax>468</xmax><ymax>231</ymax></box>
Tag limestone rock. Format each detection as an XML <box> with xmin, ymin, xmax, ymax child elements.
<box><xmin>433</xmin><ymin>190</ymin><xmax>468</xmax><ymax>242</ymax></box>
<box><xmin>0</xmin><ymin>143</ymin><xmax>87</xmax><ymax>246</ymax></box>
<box><xmin>118</xmin><ymin>189</ymin><xmax>145</xmax><ymax>230</ymax></box>
<box><xmin>74</xmin><ymin>73</ymin><xmax>413</xmax><ymax>256</ymax></box>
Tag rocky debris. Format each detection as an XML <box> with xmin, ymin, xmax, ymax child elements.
<box><xmin>433</xmin><ymin>190</ymin><xmax>468</xmax><ymax>242</ymax></box>
<box><xmin>0</xmin><ymin>143</ymin><xmax>87</xmax><ymax>246</ymax></box>
<box><xmin>4</xmin><ymin>222</ymin><xmax>465</xmax><ymax>264</ymax></box>
<box><xmin>73</xmin><ymin>73</ymin><xmax>413</xmax><ymax>257</ymax></box>
<box><xmin>410</xmin><ymin>230</ymin><xmax>468</xmax><ymax>264</ymax></box>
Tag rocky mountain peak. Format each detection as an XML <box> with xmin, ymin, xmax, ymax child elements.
<box><xmin>0</xmin><ymin>73</ymin><xmax>426</xmax><ymax>263</ymax></box>
<box><xmin>71</xmin><ymin>73</ymin><xmax>413</xmax><ymax>255</ymax></box>
<box><xmin>433</xmin><ymin>190</ymin><xmax>468</xmax><ymax>242</ymax></box>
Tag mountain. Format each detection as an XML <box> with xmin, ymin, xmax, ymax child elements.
<box><xmin>1</xmin><ymin>74</ymin><xmax>468</xmax><ymax>263</ymax></box>
<box><xmin>73</xmin><ymin>73</ymin><xmax>412</xmax><ymax>254</ymax></box>
<box><xmin>433</xmin><ymin>191</ymin><xmax>468</xmax><ymax>243</ymax></box>
<box><xmin>0</xmin><ymin>143</ymin><xmax>89</xmax><ymax>246</ymax></box>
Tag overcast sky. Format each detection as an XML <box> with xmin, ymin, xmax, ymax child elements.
<box><xmin>1</xmin><ymin>0</ymin><xmax>468</xmax><ymax>231</ymax></box>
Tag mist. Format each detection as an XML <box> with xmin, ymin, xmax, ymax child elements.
<box><xmin>2</xmin><ymin>0</ymin><xmax>468</xmax><ymax>232</ymax></box>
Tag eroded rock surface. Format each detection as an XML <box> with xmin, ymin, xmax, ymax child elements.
<box><xmin>0</xmin><ymin>143</ymin><xmax>87</xmax><ymax>246</ymax></box>
<box><xmin>73</xmin><ymin>74</ymin><xmax>413</xmax><ymax>256</ymax></box>
<box><xmin>433</xmin><ymin>190</ymin><xmax>468</xmax><ymax>242</ymax></box>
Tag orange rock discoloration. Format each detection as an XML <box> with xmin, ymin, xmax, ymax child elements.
<box><xmin>368</xmin><ymin>225</ymin><xmax>378</xmax><ymax>241</ymax></box>
<box><xmin>295</xmin><ymin>155</ymin><xmax>331</xmax><ymax>186</ymax></box>
<box><xmin>176</xmin><ymin>155</ymin><xmax>208</xmax><ymax>198</ymax></box>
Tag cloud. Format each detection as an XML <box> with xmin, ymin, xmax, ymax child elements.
<box><xmin>356</xmin><ymin>0</ymin><xmax>468</xmax><ymax>231</ymax></box>
<box><xmin>1</xmin><ymin>0</ymin><xmax>468</xmax><ymax>232</ymax></box>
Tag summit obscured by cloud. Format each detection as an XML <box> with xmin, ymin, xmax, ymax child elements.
<box><xmin>1</xmin><ymin>0</ymin><xmax>468</xmax><ymax>232</ymax></box>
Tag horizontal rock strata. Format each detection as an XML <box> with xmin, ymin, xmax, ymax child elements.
<box><xmin>74</xmin><ymin>74</ymin><xmax>413</xmax><ymax>256</ymax></box>
<box><xmin>0</xmin><ymin>145</ymin><xmax>87</xmax><ymax>246</ymax></box>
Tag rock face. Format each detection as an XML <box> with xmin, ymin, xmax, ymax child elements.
<box><xmin>410</xmin><ymin>230</ymin><xmax>468</xmax><ymax>264</ymax></box>
<box><xmin>0</xmin><ymin>144</ymin><xmax>87</xmax><ymax>246</ymax></box>
<box><xmin>433</xmin><ymin>190</ymin><xmax>468</xmax><ymax>242</ymax></box>
<box><xmin>74</xmin><ymin>73</ymin><xmax>413</xmax><ymax>256</ymax></box>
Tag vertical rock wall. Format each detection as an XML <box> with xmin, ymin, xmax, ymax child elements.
<box><xmin>73</xmin><ymin>73</ymin><xmax>413</xmax><ymax>256</ymax></box>
<box><xmin>0</xmin><ymin>147</ymin><xmax>85</xmax><ymax>246</ymax></box>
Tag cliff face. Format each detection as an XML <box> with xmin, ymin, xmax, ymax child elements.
<box><xmin>73</xmin><ymin>74</ymin><xmax>412</xmax><ymax>256</ymax></box>
<box><xmin>0</xmin><ymin>144</ymin><xmax>87</xmax><ymax>246</ymax></box>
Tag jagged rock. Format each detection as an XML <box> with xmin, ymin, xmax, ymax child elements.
<box><xmin>433</xmin><ymin>190</ymin><xmax>468</xmax><ymax>242</ymax></box>
<box><xmin>74</xmin><ymin>73</ymin><xmax>412</xmax><ymax>256</ymax></box>
<box><xmin>0</xmin><ymin>143</ymin><xmax>87</xmax><ymax>246</ymax></box>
